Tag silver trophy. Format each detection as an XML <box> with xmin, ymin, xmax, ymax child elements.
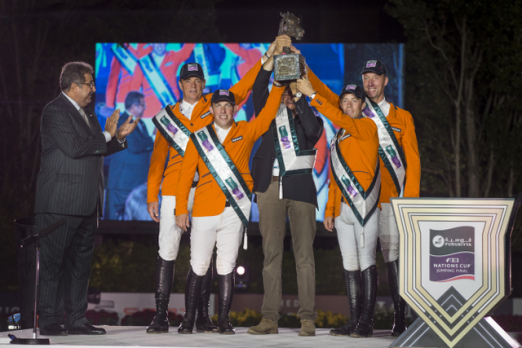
<box><xmin>273</xmin><ymin>12</ymin><xmax>307</xmax><ymax>83</ymax></box>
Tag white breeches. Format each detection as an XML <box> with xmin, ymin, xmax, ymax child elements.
<box><xmin>190</xmin><ymin>207</ymin><xmax>244</xmax><ymax>276</ymax></box>
<box><xmin>157</xmin><ymin>189</ymin><xmax>195</xmax><ymax>261</ymax></box>
<box><xmin>378</xmin><ymin>202</ymin><xmax>399</xmax><ymax>263</ymax></box>
<box><xmin>335</xmin><ymin>202</ymin><xmax>380</xmax><ymax>271</ymax></box>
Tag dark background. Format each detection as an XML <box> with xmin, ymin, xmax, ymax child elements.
<box><xmin>0</xmin><ymin>0</ymin><xmax>521</xmax><ymax>316</ymax></box>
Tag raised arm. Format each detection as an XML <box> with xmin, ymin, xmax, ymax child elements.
<box><xmin>297</xmin><ymin>79</ymin><xmax>375</xmax><ymax>139</ymax></box>
<box><xmin>248</xmin><ymin>85</ymin><xmax>285</xmax><ymax>140</ymax></box>
<box><xmin>294</xmin><ymin>97</ymin><xmax>324</xmax><ymax>145</ymax></box>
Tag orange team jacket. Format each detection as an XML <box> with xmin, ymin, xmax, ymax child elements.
<box><xmin>146</xmin><ymin>59</ymin><xmax>264</xmax><ymax>204</ymax></box>
<box><xmin>310</xmin><ymin>94</ymin><xmax>379</xmax><ymax>219</ymax></box>
<box><xmin>130</xmin><ymin>44</ymin><xmax>196</xmax><ymax>118</ymax></box>
<box><xmin>176</xmin><ymin>85</ymin><xmax>285</xmax><ymax>217</ymax></box>
<box><xmin>308</xmin><ymin>69</ymin><xmax>421</xmax><ymax>204</ymax></box>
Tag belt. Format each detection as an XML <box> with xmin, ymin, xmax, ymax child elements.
<box><xmin>191</xmin><ymin>181</ymin><xmax>199</xmax><ymax>188</ymax></box>
<box><xmin>272</xmin><ymin>176</ymin><xmax>279</xmax><ymax>181</ymax></box>
<box><xmin>225</xmin><ymin>201</ymin><xmax>230</xmax><ymax>207</ymax></box>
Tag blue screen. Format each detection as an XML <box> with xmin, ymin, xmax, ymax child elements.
<box><xmin>94</xmin><ymin>42</ymin><xmax>404</xmax><ymax>222</ymax></box>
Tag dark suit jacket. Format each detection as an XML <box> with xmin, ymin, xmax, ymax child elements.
<box><xmin>107</xmin><ymin>112</ymin><xmax>153</xmax><ymax>191</ymax></box>
<box><xmin>35</xmin><ymin>93</ymin><xmax>127</xmax><ymax>216</ymax></box>
<box><xmin>251</xmin><ymin>68</ymin><xmax>324</xmax><ymax>206</ymax></box>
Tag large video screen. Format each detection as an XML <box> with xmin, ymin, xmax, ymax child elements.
<box><xmin>94</xmin><ymin>43</ymin><xmax>404</xmax><ymax>222</ymax></box>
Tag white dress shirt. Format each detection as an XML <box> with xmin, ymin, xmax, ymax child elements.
<box><xmin>214</xmin><ymin>123</ymin><xmax>231</xmax><ymax>143</ymax></box>
<box><xmin>179</xmin><ymin>99</ymin><xmax>199</xmax><ymax>120</ymax></box>
<box><xmin>378</xmin><ymin>97</ymin><xmax>391</xmax><ymax>117</ymax></box>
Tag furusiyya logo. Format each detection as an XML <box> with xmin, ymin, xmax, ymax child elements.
<box><xmin>430</xmin><ymin>226</ymin><xmax>475</xmax><ymax>282</ymax></box>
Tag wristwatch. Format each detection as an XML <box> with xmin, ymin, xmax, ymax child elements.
<box><xmin>309</xmin><ymin>93</ymin><xmax>317</xmax><ymax>100</ymax></box>
<box><xmin>294</xmin><ymin>92</ymin><xmax>302</xmax><ymax>98</ymax></box>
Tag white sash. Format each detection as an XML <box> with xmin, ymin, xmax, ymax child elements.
<box><xmin>111</xmin><ymin>44</ymin><xmax>137</xmax><ymax>74</ymax></box>
<box><xmin>273</xmin><ymin>104</ymin><xmax>317</xmax><ymax>177</ymax></box>
<box><xmin>362</xmin><ymin>99</ymin><xmax>406</xmax><ymax>196</ymax></box>
<box><xmin>138</xmin><ymin>54</ymin><xmax>177</xmax><ymax>106</ymax></box>
<box><xmin>152</xmin><ymin>106</ymin><xmax>191</xmax><ymax>157</ymax></box>
<box><xmin>192</xmin><ymin>126</ymin><xmax>252</xmax><ymax>228</ymax></box>
<box><xmin>330</xmin><ymin>130</ymin><xmax>381</xmax><ymax>228</ymax></box>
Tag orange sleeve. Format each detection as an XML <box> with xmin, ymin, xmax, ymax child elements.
<box><xmin>248</xmin><ymin>85</ymin><xmax>285</xmax><ymax>139</ymax></box>
<box><xmin>308</xmin><ymin>67</ymin><xmax>340</xmax><ymax>106</ymax></box>
<box><xmin>175</xmin><ymin>139</ymin><xmax>200</xmax><ymax>216</ymax></box>
<box><xmin>311</xmin><ymin>94</ymin><xmax>375</xmax><ymax>139</ymax></box>
<box><xmin>229</xmin><ymin>59</ymin><xmax>262</xmax><ymax>105</ymax></box>
<box><xmin>147</xmin><ymin>134</ymin><xmax>169</xmax><ymax>203</ymax></box>
<box><xmin>105</xmin><ymin>57</ymin><xmax>121</xmax><ymax>108</ymax></box>
<box><xmin>325</xmin><ymin>171</ymin><xmax>338</xmax><ymax>219</ymax></box>
<box><xmin>402</xmin><ymin>112</ymin><xmax>421</xmax><ymax>197</ymax></box>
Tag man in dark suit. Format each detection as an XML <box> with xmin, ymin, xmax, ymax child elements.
<box><xmin>247</xmin><ymin>36</ymin><xmax>324</xmax><ymax>337</ymax></box>
<box><xmin>35</xmin><ymin>61</ymin><xmax>139</xmax><ymax>336</ymax></box>
<box><xmin>105</xmin><ymin>91</ymin><xmax>153</xmax><ymax>220</ymax></box>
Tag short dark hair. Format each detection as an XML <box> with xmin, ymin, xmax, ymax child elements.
<box><xmin>125</xmin><ymin>91</ymin><xmax>145</xmax><ymax>110</ymax></box>
<box><xmin>60</xmin><ymin>61</ymin><xmax>94</xmax><ymax>91</ymax></box>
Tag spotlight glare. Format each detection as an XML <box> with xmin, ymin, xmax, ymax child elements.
<box><xmin>236</xmin><ymin>266</ymin><xmax>245</xmax><ymax>276</ymax></box>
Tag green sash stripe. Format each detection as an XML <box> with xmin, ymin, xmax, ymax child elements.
<box><xmin>330</xmin><ymin>130</ymin><xmax>380</xmax><ymax>226</ymax></box>
<box><xmin>152</xmin><ymin>105</ymin><xmax>191</xmax><ymax>157</ymax></box>
<box><xmin>190</xmin><ymin>125</ymin><xmax>252</xmax><ymax>228</ymax></box>
<box><xmin>272</xmin><ymin>113</ymin><xmax>316</xmax><ymax>178</ymax></box>
<box><xmin>368</xmin><ymin>100</ymin><xmax>406</xmax><ymax>194</ymax></box>
<box><xmin>334</xmin><ymin>131</ymin><xmax>365</xmax><ymax>196</ymax></box>
<box><xmin>369</xmin><ymin>100</ymin><xmax>407</xmax><ymax>168</ymax></box>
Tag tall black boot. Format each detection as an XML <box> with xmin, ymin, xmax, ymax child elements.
<box><xmin>387</xmin><ymin>260</ymin><xmax>407</xmax><ymax>336</ymax></box>
<box><xmin>146</xmin><ymin>257</ymin><xmax>175</xmax><ymax>334</ymax></box>
<box><xmin>178</xmin><ymin>268</ymin><xmax>205</xmax><ymax>334</ymax></box>
<box><xmin>196</xmin><ymin>259</ymin><xmax>218</xmax><ymax>333</ymax></box>
<box><xmin>217</xmin><ymin>272</ymin><xmax>235</xmax><ymax>335</ymax></box>
<box><xmin>351</xmin><ymin>265</ymin><xmax>377</xmax><ymax>338</ymax></box>
<box><xmin>330</xmin><ymin>270</ymin><xmax>362</xmax><ymax>336</ymax></box>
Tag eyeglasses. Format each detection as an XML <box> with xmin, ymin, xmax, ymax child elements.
<box><xmin>77</xmin><ymin>81</ymin><xmax>95</xmax><ymax>89</ymax></box>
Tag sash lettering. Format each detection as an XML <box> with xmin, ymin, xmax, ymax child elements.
<box><xmin>330</xmin><ymin>130</ymin><xmax>381</xmax><ymax>226</ymax></box>
<box><xmin>138</xmin><ymin>54</ymin><xmax>177</xmax><ymax>106</ymax></box>
<box><xmin>152</xmin><ymin>106</ymin><xmax>191</xmax><ymax>157</ymax></box>
<box><xmin>272</xmin><ymin>104</ymin><xmax>317</xmax><ymax>177</ymax></box>
<box><xmin>191</xmin><ymin>125</ymin><xmax>252</xmax><ymax>228</ymax></box>
<box><xmin>362</xmin><ymin>99</ymin><xmax>406</xmax><ymax>196</ymax></box>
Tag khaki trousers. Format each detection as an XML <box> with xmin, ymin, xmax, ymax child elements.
<box><xmin>257</xmin><ymin>180</ymin><xmax>317</xmax><ymax>322</ymax></box>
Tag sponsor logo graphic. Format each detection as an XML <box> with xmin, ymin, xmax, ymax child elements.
<box><xmin>188</xmin><ymin>64</ymin><xmax>198</xmax><ymax>71</ymax></box>
<box><xmin>219</xmin><ymin>90</ymin><xmax>229</xmax><ymax>96</ymax></box>
<box><xmin>346</xmin><ymin>85</ymin><xmax>356</xmax><ymax>90</ymax></box>
<box><xmin>232</xmin><ymin>136</ymin><xmax>243</xmax><ymax>143</ymax></box>
<box><xmin>430</xmin><ymin>227</ymin><xmax>475</xmax><ymax>282</ymax></box>
<box><xmin>200</xmin><ymin>111</ymin><xmax>211</xmax><ymax>119</ymax></box>
<box><xmin>392</xmin><ymin>126</ymin><xmax>402</xmax><ymax>133</ymax></box>
<box><xmin>366</xmin><ymin>60</ymin><xmax>377</xmax><ymax>68</ymax></box>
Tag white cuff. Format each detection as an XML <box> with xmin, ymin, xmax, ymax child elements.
<box><xmin>102</xmin><ymin>131</ymin><xmax>111</xmax><ymax>143</ymax></box>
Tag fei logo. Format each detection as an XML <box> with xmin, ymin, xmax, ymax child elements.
<box><xmin>429</xmin><ymin>227</ymin><xmax>475</xmax><ymax>282</ymax></box>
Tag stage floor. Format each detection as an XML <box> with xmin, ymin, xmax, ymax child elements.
<box><xmin>1</xmin><ymin>326</ymin><xmax>397</xmax><ymax>347</ymax></box>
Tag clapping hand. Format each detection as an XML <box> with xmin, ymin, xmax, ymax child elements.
<box><xmin>104</xmin><ymin>109</ymin><xmax>120</xmax><ymax>137</ymax></box>
<box><xmin>116</xmin><ymin>115</ymin><xmax>141</xmax><ymax>141</ymax></box>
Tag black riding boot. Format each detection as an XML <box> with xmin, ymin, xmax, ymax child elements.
<box><xmin>178</xmin><ymin>268</ymin><xmax>205</xmax><ymax>334</ymax></box>
<box><xmin>196</xmin><ymin>259</ymin><xmax>218</xmax><ymax>333</ymax></box>
<box><xmin>146</xmin><ymin>257</ymin><xmax>175</xmax><ymax>334</ymax></box>
<box><xmin>387</xmin><ymin>260</ymin><xmax>407</xmax><ymax>336</ymax></box>
<box><xmin>351</xmin><ymin>265</ymin><xmax>377</xmax><ymax>338</ymax></box>
<box><xmin>217</xmin><ymin>272</ymin><xmax>235</xmax><ymax>334</ymax></box>
<box><xmin>330</xmin><ymin>270</ymin><xmax>362</xmax><ymax>336</ymax></box>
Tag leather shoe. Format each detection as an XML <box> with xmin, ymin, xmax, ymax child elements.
<box><xmin>40</xmin><ymin>323</ymin><xmax>67</xmax><ymax>336</ymax></box>
<box><xmin>66</xmin><ymin>323</ymin><xmax>106</xmax><ymax>335</ymax></box>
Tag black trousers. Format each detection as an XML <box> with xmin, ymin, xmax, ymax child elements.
<box><xmin>37</xmin><ymin>210</ymin><xmax>96</xmax><ymax>328</ymax></box>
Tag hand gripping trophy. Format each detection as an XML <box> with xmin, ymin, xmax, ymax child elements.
<box><xmin>273</xmin><ymin>12</ymin><xmax>307</xmax><ymax>83</ymax></box>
